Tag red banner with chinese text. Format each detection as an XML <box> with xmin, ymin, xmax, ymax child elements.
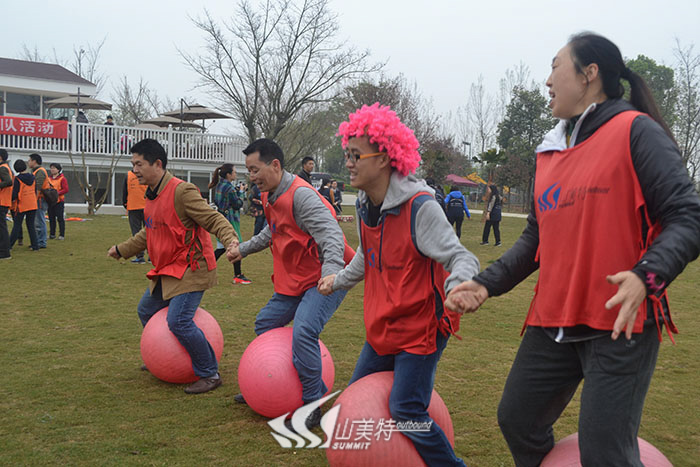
<box><xmin>0</xmin><ymin>116</ymin><xmax>68</xmax><ymax>139</ymax></box>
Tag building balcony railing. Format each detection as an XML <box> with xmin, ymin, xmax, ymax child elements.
<box><xmin>0</xmin><ymin>118</ymin><xmax>247</xmax><ymax>164</ymax></box>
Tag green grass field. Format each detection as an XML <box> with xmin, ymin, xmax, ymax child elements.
<box><xmin>1</xmin><ymin>213</ymin><xmax>699</xmax><ymax>466</ymax></box>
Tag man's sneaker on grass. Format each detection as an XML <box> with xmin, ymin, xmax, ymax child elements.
<box><xmin>479</xmin><ymin>241</ymin><xmax>489</xmax><ymax>245</ymax></box>
<box><xmin>233</xmin><ymin>393</ymin><xmax>247</xmax><ymax>404</ymax></box>
<box><xmin>233</xmin><ymin>275</ymin><xmax>252</xmax><ymax>285</ymax></box>
<box><xmin>284</xmin><ymin>407</ymin><xmax>322</xmax><ymax>432</ymax></box>
<box><xmin>131</xmin><ymin>257</ymin><xmax>146</xmax><ymax>264</ymax></box>
<box><xmin>184</xmin><ymin>374</ymin><xmax>222</xmax><ymax>394</ymax></box>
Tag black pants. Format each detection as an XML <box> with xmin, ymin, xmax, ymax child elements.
<box><xmin>253</xmin><ymin>215</ymin><xmax>266</xmax><ymax>236</ymax></box>
<box><xmin>482</xmin><ymin>220</ymin><xmax>501</xmax><ymax>243</ymax></box>
<box><xmin>10</xmin><ymin>210</ymin><xmax>38</xmax><ymax>250</ymax></box>
<box><xmin>128</xmin><ymin>209</ymin><xmax>146</xmax><ymax>260</ymax></box>
<box><xmin>448</xmin><ymin>215</ymin><xmax>464</xmax><ymax>238</ymax></box>
<box><xmin>48</xmin><ymin>202</ymin><xmax>65</xmax><ymax>237</ymax></box>
<box><xmin>214</xmin><ymin>248</ymin><xmax>241</xmax><ymax>276</ymax></box>
<box><xmin>498</xmin><ymin>326</ymin><xmax>659</xmax><ymax>467</ymax></box>
<box><xmin>0</xmin><ymin>206</ymin><xmax>10</xmax><ymax>258</ymax></box>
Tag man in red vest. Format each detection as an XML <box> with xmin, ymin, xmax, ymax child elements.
<box><xmin>108</xmin><ymin>139</ymin><xmax>238</xmax><ymax>394</ymax></box>
<box><xmin>318</xmin><ymin>103</ymin><xmax>480</xmax><ymax>466</ymax></box>
<box><xmin>122</xmin><ymin>169</ymin><xmax>149</xmax><ymax>263</ymax></box>
<box><xmin>227</xmin><ymin>138</ymin><xmax>352</xmax><ymax>429</ymax></box>
<box><xmin>0</xmin><ymin>149</ymin><xmax>13</xmax><ymax>259</ymax></box>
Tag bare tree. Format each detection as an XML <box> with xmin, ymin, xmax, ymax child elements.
<box><xmin>67</xmin><ymin>151</ymin><xmax>123</xmax><ymax>215</ymax></box>
<box><xmin>181</xmin><ymin>0</ymin><xmax>381</xmax><ymax>143</ymax></box>
<box><xmin>19</xmin><ymin>44</ymin><xmax>65</xmax><ymax>66</ymax></box>
<box><xmin>674</xmin><ymin>39</ymin><xmax>700</xmax><ymax>183</ymax></box>
<box><xmin>467</xmin><ymin>75</ymin><xmax>498</xmax><ymax>155</ymax></box>
<box><xmin>70</xmin><ymin>37</ymin><xmax>107</xmax><ymax>96</ymax></box>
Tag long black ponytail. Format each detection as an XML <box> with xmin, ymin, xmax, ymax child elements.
<box><xmin>568</xmin><ymin>32</ymin><xmax>676</xmax><ymax>143</ymax></box>
<box><xmin>209</xmin><ymin>163</ymin><xmax>235</xmax><ymax>189</ymax></box>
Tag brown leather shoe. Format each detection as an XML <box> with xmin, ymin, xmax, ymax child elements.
<box><xmin>184</xmin><ymin>375</ymin><xmax>222</xmax><ymax>394</ymax></box>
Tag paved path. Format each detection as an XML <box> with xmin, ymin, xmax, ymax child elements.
<box><xmin>341</xmin><ymin>194</ymin><xmax>528</xmax><ymax>219</ymax></box>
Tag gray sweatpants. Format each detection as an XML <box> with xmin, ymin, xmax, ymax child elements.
<box><xmin>497</xmin><ymin>325</ymin><xmax>660</xmax><ymax>467</ymax></box>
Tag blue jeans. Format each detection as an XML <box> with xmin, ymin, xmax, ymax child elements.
<box><xmin>349</xmin><ymin>332</ymin><xmax>466</xmax><ymax>467</ymax></box>
<box><xmin>35</xmin><ymin>199</ymin><xmax>47</xmax><ymax>247</ymax></box>
<box><xmin>137</xmin><ymin>282</ymin><xmax>217</xmax><ymax>378</ymax></box>
<box><xmin>255</xmin><ymin>287</ymin><xmax>347</xmax><ymax>402</ymax></box>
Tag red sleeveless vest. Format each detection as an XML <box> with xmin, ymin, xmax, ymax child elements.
<box><xmin>262</xmin><ymin>176</ymin><xmax>354</xmax><ymax>296</ymax></box>
<box><xmin>529</xmin><ymin>111</ymin><xmax>675</xmax><ymax>336</ymax></box>
<box><xmin>361</xmin><ymin>193</ymin><xmax>461</xmax><ymax>356</ymax></box>
<box><xmin>144</xmin><ymin>177</ymin><xmax>216</xmax><ymax>280</ymax></box>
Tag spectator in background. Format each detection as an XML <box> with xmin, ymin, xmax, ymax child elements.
<box><xmin>248</xmin><ymin>182</ymin><xmax>266</xmax><ymax>236</ymax></box>
<box><xmin>28</xmin><ymin>154</ymin><xmax>49</xmax><ymax>249</ymax></box>
<box><xmin>48</xmin><ymin>163</ymin><xmax>69</xmax><ymax>240</ymax></box>
<box><xmin>0</xmin><ymin>149</ymin><xmax>13</xmax><ymax>259</ymax></box>
<box><xmin>9</xmin><ymin>160</ymin><xmax>39</xmax><ymax>251</ymax></box>
<box><xmin>425</xmin><ymin>177</ymin><xmax>447</xmax><ymax>217</ymax></box>
<box><xmin>122</xmin><ymin>169</ymin><xmax>149</xmax><ymax>263</ymax></box>
<box><xmin>331</xmin><ymin>180</ymin><xmax>342</xmax><ymax>214</ymax></box>
<box><xmin>318</xmin><ymin>177</ymin><xmax>333</xmax><ymax>205</ymax></box>
<box><xmin>209</xmin><ymin>163</ymin><xmax>251</xmax><ymax>285</ymax></box>
<box><xmin>104</xmin><ymin>115</ymin><xmax>115</xmax><ymax>152</ymax></box>
<box><xmin>480</xmin><ymin>184</ymin><xmax>502</xmax><ymax>246</ymax></box>
<box><xmin>445</xmin><ymin>186</ymin><xmax>471</xmax><ymax>239</ymax></box>
<box><xmin>297</xmin><ymin>156</ymin><xmax>315</xmax><ymax>186</ymax></box>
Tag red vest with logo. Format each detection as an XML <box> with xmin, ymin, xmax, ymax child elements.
<box><xmin>361</xmin><ymin>193</ymin><xmax>461</xmax><ymax>356</ymax></box>
<box><xmin>126</xmin><ymin>171</ymin><xmax>147</xmax><ymax>211</ymax></box>
<box><xmin>262</xmin><ymin>176</ymin><xmax>354</xmax><ymax>296</ymax></box>
<box><xmin>144</xmin><ymin>177</ymin><xmax>216</xmax><ymax>280</ymax></box>
<box><xmin>16</xmin><ymin>177</ymin><xmax>37</xmax><ymax>213</ymax></box>
<box><xmin>0</xmin><ymin>162</ymin><xmax>14</xmax><ymax>207</ymax></box>
<box><xmin>48</xmin><ymin>174</ymin><xmax>66</xmax><ymax>203</ymax></box>
<box><xmin>530</xmin><ymin>111</ymin><xmax>674</xmax><ymax>335</ymax></box>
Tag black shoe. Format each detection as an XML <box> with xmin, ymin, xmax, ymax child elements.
<box><xmin>284</xmin><ymin>407</ymin><xmax>322</xmax><ymax>431</ymax></box>
<box><xmin>184</xmin><ymin>374</ymin><xmax>222</xmax><ymax>394</ymax></box>
<box><xmin>233</xmin><ymin>393</ymin><xmax>247</xmax><ymax>404</ymax></box>
<box><xmin>49</xmin><ymin>235</ymin><xmax>56</xmax><ymax>239</ymax></box>
<box><xmin>495</xmin><ymin>242</ymin><xmax>502</xmax><ymax>246</ymax></box>
<box><xmin>479</xmin><ymin>241</ymin><xmax>489</xmax><ymax>245</ymax></box>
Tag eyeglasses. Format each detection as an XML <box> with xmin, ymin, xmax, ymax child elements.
<box><xmin>343</xmin><ymin>151</ymin><xmax>386</xmax><ymax>163</ymax></box>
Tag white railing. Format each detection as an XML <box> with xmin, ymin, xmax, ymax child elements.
<box><xmin>0</xmin><ymin>118</ymin><xmax>247</xmax><ymax>164</ymax></box>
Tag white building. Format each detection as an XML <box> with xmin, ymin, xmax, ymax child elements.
<box><xmin>0</xmin><ymin>57</ymin><xmax>246</xmax><ymax>213</ymax></box>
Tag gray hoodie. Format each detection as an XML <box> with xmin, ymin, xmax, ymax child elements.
<box><xmin>239</xmin><ymin>171</ymin><xmax>346</xmax><ymax>278</ymax></box>
<box><xmin>333</xmin><ymin>172</ymin><xmax>480</xmax><ymax>294</ymax></box>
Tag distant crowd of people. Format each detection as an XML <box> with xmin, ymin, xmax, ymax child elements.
<box><xmin>0</xmin><ymin>150</ymin><xmax>69</xmax><ymax>259</ymax></box>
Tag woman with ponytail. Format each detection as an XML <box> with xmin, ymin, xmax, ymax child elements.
<box><xmin>449</xmin><ymin>33</ymin><xmax>700</xmax><ymax>465</ymax></box>
<box><xmin>209</xmin><ymin>164</ymin><xmax>251</xmax><ymax>284</ymax></box>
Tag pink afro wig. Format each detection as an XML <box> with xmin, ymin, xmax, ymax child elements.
<box><xmin>337</xmin><ymin>102</ymin><xmax>421</xmax><ymax>176</ymax></box>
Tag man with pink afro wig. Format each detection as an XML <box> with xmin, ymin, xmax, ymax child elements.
<box><xmin>337</xmin><ymin>103</ymin><xmax>421</xmax><ymax>176</ymax></box>
<box><xmin>319</xmin><ymin>103</ymin><xmax>481</xmax><ymax>466</ymax></box>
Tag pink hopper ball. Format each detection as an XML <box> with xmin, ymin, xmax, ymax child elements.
<box><xmin>326</xmin><ymin>371</ymin><xmax>455</xmax><ymax>467</ymax></box>
<box><xmin>541</xmin><ymin>432</ymin><xmax>673</xmax><ymax>467</ymax></box>
<box><xmin>237</xmin><ymin>327</ymin><xmax>335</xmax><ymax>418</ymax></box>
<box><xmin>140</xmin><ymin>307</ymin><xmax>224</xmax><ymax>384</ymax></box>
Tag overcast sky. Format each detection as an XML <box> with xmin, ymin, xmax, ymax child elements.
<box><xmin>2</xmin><ymin>0</ymin><xmax>698</xmax><ymax>135</ymax></box>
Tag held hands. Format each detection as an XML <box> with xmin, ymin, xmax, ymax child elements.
<box><xmin>444</xmin><ymin>280</ymin><xmax>489</xmax><ymax>314</ymax></box>
<box><xmin>605</xmin><ymin>270</ymin><xmax>647</xmax><ymax>340</ymax></box>
<box><xmin>226</xmin><ymin>239</ymin><xmax>242</xmax><ymax>263</ymax></box>
<box><xmin>317</xmin><ymin>274</ymin><xmax>336</xmax><ymax>296</ymax></box>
